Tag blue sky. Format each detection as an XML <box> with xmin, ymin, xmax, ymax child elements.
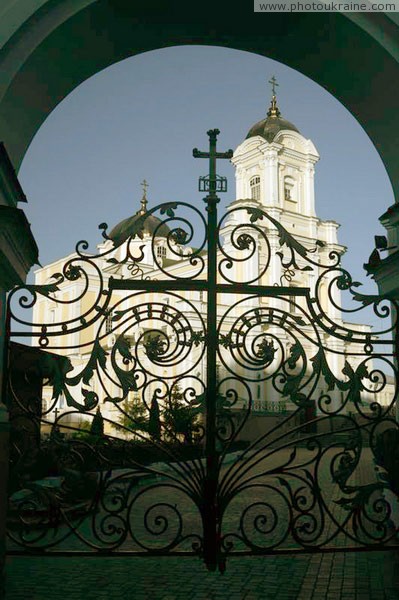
<box><xmin>19</xmin><ymin>45</ymin><xmax>393</xmax><ymax>299</ymax></box>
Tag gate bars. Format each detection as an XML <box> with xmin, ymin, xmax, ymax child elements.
<box><xmin>5</xmin><ymin>130</ymin><xmax>399</xmax><ymax>570</ymax></box>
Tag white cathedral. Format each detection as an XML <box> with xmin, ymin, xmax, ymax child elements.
<box><xmin>32</xmin><ymin>89</ymin><xmax>390</xmax><ymax>439</ymax></box>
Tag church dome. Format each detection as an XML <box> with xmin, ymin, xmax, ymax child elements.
<box><xmin>108</xmin><ymin>189</ymin><xmax>170</xmax><ymax>245</ymax></box>
<box><xmin>246</xmin><ymin>91</ymin><xmax>300</xmax><ymax>143</ymax></box>
<box><xmin>246</xmin><ymin>115</ymin><xmax>300</xmax><ymax>142</ymax></box>
<box><xmin>108</xmin><ymin>214</ymin><xmax>170</xmax><ymax>245</ymax></box>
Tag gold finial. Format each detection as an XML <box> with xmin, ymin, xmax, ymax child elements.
<box><xmin>267</xmin><ymin>75</ymin><xmax>281</xmax><ymax>118</ymax></box>
<box><xmin>139</xmin><ymin>179</ymin><xmax>149</xmax><ymax>214</ymax></box>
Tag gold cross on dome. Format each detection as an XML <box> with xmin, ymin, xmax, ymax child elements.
<box><xmin>269</xmin><ymin>75</ymin><xmax>279</xmax><ymax>96</ymax></box>
<box><xmin>141</xmin><ymin>179</ymin><xmax>149</xmax><ymax>199</ymax></box>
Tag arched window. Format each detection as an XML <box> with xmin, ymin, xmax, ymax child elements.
<box><xmin>250</xmin><ymin>175</ymin><xmax>261</xmax><ymax>201</ymax></box>
<box><xmin>284</xmin><ymin>176</ymin><xmax>295</xmax><ymax>200</ymax></box>
<box><xmin>284</xmin><ymin>176</ymin><xmax>296</xmax><ymax>207</ymax></box>
<box><xmin>106</xmin><ymin>311</ymin><xmax>113</xmax><ymax>334</ymax></box>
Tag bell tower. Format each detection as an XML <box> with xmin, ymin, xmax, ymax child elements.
<box><xmin>228</xmin><ymin>78</ymin><xmax>345</xmax><ymax>324</ymax></box>
<box><xmin>231</xmin><ymin>78</ymin><xmax>319</xmax><ymax>218</ymax></box>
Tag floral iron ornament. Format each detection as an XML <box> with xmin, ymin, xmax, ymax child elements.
<box><xmin>6</xmin><ymin>131</ymin><xmax>399</xmax><ymax>571</ymax></box>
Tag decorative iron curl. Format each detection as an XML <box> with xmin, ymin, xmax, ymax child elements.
<box><xmin>313</xmin><ymin>267</ymin><xmax>398</xmax><ymax>342</ymax></box>
<box><xmin>214</xmin><ymin>378</ymin><xmax>252</xmax><ymax>447</ymax></box>
<box><xmin>126</xmin><ymin>484</ymin><xmax>202</xmax><ymax>552</ymax></box>
<box><xmin>224</xmin><ymin>485</ymin><xmax>292</xmax><ymax>551</ymax></box>
<box><xmin>9</xmin><ymin>257</ymin><xmax>112</xmax><ymax>346</ymax></box>
<box><xmin>217</xmin><ymin>208</ymin><xmax>272</xmax><ymax>284</ymax></box>
<box><xmin>131</xmin><ymin>202</ymin><xmax>208</xmax><ymax>280</ymax></box>
<box><xmin>218</xmin><ymin>298</ymin><xmax>316</xmax><ymax>388</ymax></box>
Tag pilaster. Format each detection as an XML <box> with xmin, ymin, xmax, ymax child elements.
<box><xmin>366</xmin><ymin>203</ymin><xmax>399</xmax><ymax>299</ymax></box>
<box><xmin>0</xmin><ymin>143</ymin><xmax>38</xmax><ymax>599</ymax></box>
<box><xmin>303</xmin><ymin>162</ymin><xmax>316</xmax><ymax>216</ymax></box>
<box><xmin>366</xmin><ymin>203</ymin><xmax>399</xmax><ymax>424</ymax></box>
<box><xmin>262</xmin><ymin>145</ymin><xmax>279</xmax><ymax>207</ymax></box>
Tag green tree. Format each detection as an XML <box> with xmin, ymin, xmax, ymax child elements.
<box><xmin>164</xmin><ymin>384</ymin><xmax>202</xmax><ymax>445</ymax></box>
<box><xmin>148</xmin><ymin>395</ymin><xmax>161</xmax><ymax>441</ymax></box>
<box><xmin>114</xmin><ymin>394</ymin><xmax>149</xmax><ymax>439</ymax></box>
<box><xmin>69</xmin><ymin>419</ymin><xmax>92</xmax><ymax>440</ymax></box>
<box><xmin>90</xmin><ymin>407</ymin><xmax>104</xmax><ymax>437</ymax></box>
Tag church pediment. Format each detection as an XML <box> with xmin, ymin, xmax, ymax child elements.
<box><xmin>274</xmin><ymin>130</ymin><xmax>319</xmax><ymax>159</ymax></box>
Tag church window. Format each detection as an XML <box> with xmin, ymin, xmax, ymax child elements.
<box><xmin>284</xmin><ymin>176</ymin><xmax>295</xmax><ymax>204</ymax></box>
<box><xmin>106</xmin><ymin>312</ymin><xmax>113</xmax><ymax>334</ymax></box>
<box><xmin>250</xmin><ymin>176</ymin><xmax>261</xmax><ymax>201</ymax></box>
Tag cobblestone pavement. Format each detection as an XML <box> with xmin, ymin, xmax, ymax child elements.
<box><xmin>5</xmin><ymin>551</ymin><xmax>399</xmax><ymax>600</ymax></box>
<box><xmin>6</xmin><ymin>448</ymin><xmax>399</xmax><ymax>599</ymax></box>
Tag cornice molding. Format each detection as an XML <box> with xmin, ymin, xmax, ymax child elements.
<box><xmin>0</xmin><ymin>143</ymin><xmax>27</xmax><ymax>207</ymax></box>
<box><xmin>0</xmin><ymin>205</ymin><xmax>39</xmax><ymax>289</ymax></box>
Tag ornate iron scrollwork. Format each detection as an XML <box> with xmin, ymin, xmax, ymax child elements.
<box><xmin>6</xmin><ymin>131</ymin><xmax>399</xmax><ymax>570</ymax></box>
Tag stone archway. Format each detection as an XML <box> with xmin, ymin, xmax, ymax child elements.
<box><xmin>0</xmin><ymin>1</ymin><xmax>399</xmax><ymax>201</ymax></box>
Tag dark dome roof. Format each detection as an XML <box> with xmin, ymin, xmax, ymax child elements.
<box><xmin>108</xmin><ymin>211</ymin><xmax>170</xmax><ymax>245</ymax></box>
<box><xmin>246</xmin><ymin>95</ymin><xmax>300</xmax><ymax>143</ymax></box>
<box><xmin>246</xmin><ymin>115</ymin><xmax>300</xmax><ymax>143</ymax></box>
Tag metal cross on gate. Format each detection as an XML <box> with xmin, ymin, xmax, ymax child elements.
<box><xmin>190</xmin><ymin>131</ymin><xmax>307</xmax><ymax>570</ymax></box>
<box><xmin>193</xmin><ymin>129</ymin><xmax>233</xmax><ymax>571</ymax></box>
<box><xmin>193</xmin><ymin>128</ymin><xmax>233</xmax><ymax>199</ymax></box>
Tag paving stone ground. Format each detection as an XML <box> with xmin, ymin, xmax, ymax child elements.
<box><xmin>5</xmin><ymin>551</ymin><xmax>399</xmax><ymax>600</ymax></box>
<box><xmin>5</xmin><ymin>449</ymin><xmax>399</xmax><ymax>599</ymax></box>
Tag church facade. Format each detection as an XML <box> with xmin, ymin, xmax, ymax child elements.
<box><xmin>31</xmin><ymin>91</ymin><xmax>392</xmax><ymax>439</ymax></box>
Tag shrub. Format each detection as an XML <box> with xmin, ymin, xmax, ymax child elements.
<box><xmin>374</xmin><ymin>427</ymin><xmax>399</xmax><ymax>496</ymax></box>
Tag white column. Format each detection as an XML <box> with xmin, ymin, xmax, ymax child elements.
<box><xmin>303</xmin><ymin>162</ymin><xmax>316</xmax><ymax>216</ymax></box>
<box><xmin>262</xmin><ymin>147</ymin><xmax>279</xmax><ymax>208</ymax></box>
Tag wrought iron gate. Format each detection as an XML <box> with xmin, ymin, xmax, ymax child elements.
<box><xmin>6</xmin><ymin>130</ymin><xmax>399</xmax><ymax>570</ymax></box>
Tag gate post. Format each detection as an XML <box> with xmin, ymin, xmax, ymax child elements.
<box><xmin>193</xmin><ymin>130</ymin><xmax>233</xmax><ymax>570</ymax></box>
<box><xmin>370</xmin><ymin>203</ymin><xmax>399</xmax><ymax>422</ymax></box>
<box><xmin>0</xmin><ymin>144</ymin><xmax>39</xmax><ymax>598</ymax></box>
<box><xmin>0</xmin><ymin>289</ymin><xmax>9</xmax><ymax>599</ymax></box>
